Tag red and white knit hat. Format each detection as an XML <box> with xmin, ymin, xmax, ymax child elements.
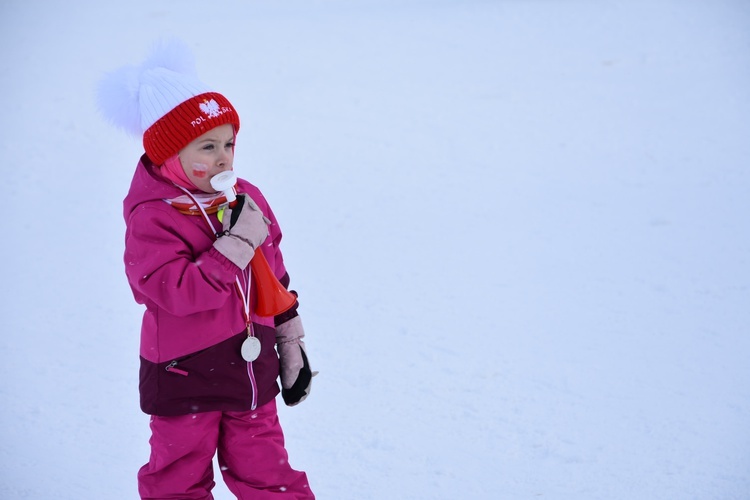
<box><xmin>97</xmin><ymin>39</ymin><xmax>240</xmax><ymax>165</ymax></box>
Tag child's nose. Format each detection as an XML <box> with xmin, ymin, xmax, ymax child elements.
<box><xmin>217</xmin><ymin>151</ymin><xmax>231</xmax><ymax>168</ymax></box>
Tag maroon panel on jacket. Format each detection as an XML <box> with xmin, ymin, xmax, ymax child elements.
<box><xmin>139</xmin><ymin>324</ymin><xmax>280</xmax><ymax>416</ymax></box>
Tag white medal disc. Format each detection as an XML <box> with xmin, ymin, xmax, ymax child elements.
<box><xmin>241</xmin><ymin>336</ymin><xmax>262</xmax><ymax>362</ymax></box>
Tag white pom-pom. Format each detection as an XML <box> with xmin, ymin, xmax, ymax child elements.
<box><xmin>96</xmin><ymin>38</ymin><xmax>202</xmax><ymax>136</ymax></box>
<box><xmin>96</xmin><ymin>63</ymin><xmax>143</xmax><ymax>136</ymax></box>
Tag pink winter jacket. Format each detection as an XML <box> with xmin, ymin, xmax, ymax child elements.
<box><xmin>123</xmin><ymin>155</ymin><xmax>294</xmax><ymax>415</ymax></box>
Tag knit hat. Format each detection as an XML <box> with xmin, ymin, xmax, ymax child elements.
<box><xmin>96</xmin><ymin>39</ymin><xmax>240</xmax><ymax>165</ymax></box>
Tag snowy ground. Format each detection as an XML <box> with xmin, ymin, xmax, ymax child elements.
<box><xmin>2</xmin><ymin>1</ymin><xmax>749</xmax><ymax>498</ymax></box>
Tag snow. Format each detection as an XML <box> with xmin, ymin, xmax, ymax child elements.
<box><xmin>2</xmin><ymin>0</ymin><xmax>749</xmax><ymax>498</ymax></box>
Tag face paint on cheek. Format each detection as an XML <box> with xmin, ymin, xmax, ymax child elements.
<box><xmin>191</xmin><ymin>163</ymin><xmax>209</xmax><ymax>178</ymax></box>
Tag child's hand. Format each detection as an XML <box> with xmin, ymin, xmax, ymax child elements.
<box><xmin>276</xmin><ymin>316</ymin><xmax>315</xmax><ymax>406</ymax></box>
<box><xmin>213</xmin><ymin>194</ymin><xmax>270</xmax><ymax>269</ymax></box>
<box><xmin>224</xmin><ymin>194</ymin><xmax>270</xmax><ymax>247</ymax></box>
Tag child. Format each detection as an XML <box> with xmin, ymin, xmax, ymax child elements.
<box><xmin>97</xmin><ymin>40</ymin><xmax>315</xmax><ymax>499</ymax></box>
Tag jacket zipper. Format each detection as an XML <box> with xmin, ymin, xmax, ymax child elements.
<box><xmin>247</xmin><ymin>361</ymin><xmax>258</xmax><ymax>410</ymax></box>
<box><xmin>247</xmin><ymin>323</ymin><xmax>258</xmax><ymax>410</ymax></box>
<box><xmin>165</xmin><ymin>360</ymin><xmax>188</xmax><ymax>376</ymax></box>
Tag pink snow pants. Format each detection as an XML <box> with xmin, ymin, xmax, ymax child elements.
<box><xmin>138</xmin><ymin>399</ymin><xmax>314</xmax><ymax>499</ymax></box>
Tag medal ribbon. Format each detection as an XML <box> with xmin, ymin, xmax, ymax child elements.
<box><xmin>171</xmin><ymin>184</ymin><xmax>252</xmax><ymax>327</ymax></box>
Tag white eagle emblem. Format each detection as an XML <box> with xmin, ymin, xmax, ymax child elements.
<box><xmin>199</xmin><ymin>99</ymin><xmax>221</xmax><ymax>118</ymax></box>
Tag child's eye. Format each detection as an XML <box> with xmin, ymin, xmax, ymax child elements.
<box><xmin>225</xmin><ymin>142</ymin><xmax>235</xmax><ymax>149</ymax></box>
<box><xmin>203</xmin><ymin>144</ymin><xmax>215</xmax><ymax>151</ymax></box>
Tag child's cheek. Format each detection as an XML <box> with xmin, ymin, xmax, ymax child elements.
<box><xmin>192</xmin><ymin>163</ymin><xmax>208</xmax><ymax>178</ymax></box>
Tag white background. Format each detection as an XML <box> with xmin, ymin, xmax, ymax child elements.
<box><xmin>2</xmin><ymin>1</ymin><xmax>749</xmax><ymax>498</ymax></box>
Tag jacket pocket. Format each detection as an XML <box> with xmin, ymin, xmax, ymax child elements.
<box><xmin>140</xmin><ymin>331</ymin><xmax>253</xmax><ymax>416</ymax></box>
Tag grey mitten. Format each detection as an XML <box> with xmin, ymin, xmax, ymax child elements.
<box><xmin>276</xmin><ymin>315</ymin><xmax>314</xmax><ymax>406</ymax></box>
<box><xmin>213</xmin><ymin>194</ymin><xmax>270</xmax><ymax>269</ymax></box>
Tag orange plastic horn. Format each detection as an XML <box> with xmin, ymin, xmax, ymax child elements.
<box><xmin>210</xmin><ymin>172</ymin><xmax>295</xmax><ymax>317</ymax></box>
<box><xmin>250</xmin><ymin>248</ymin><xmax>297</xmax><ymax>317</ymax></box>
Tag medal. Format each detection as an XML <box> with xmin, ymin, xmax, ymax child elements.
<box><xmin>234</xmin><ymin>269</ymin><xmax>260</xmax><ymax>362</ymax></box>
<box><xmin>241</xmin><ymin>335</ymin><xmax>261</xmax><ymax>362</ymax></box>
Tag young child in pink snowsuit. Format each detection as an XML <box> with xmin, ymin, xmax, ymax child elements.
<box><xmin>97</xmin><ymin>40</ymin><xmax>315</xmax><ymax>499</ymax></box>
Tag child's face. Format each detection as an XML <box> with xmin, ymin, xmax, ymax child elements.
<box><xmin>178</xmin><ymin>124</ymin><xmax>235</xmax><ymax>193</ymax></box>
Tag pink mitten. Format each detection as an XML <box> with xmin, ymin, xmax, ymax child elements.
<box><xmin>275</xmin><ymin>316</ymin><xmax>314</xmax><ymax>406</ymax></box>
<box><xmin>213</xmin><ymin>194</ymin><xmax>269</xmax><ymax>269</ymax></box>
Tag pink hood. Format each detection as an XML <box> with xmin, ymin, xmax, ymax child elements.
<box><xmin>123</xmin><ymin>155</ymin><xmax>288</xmax><ymax>362</ymax></box>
